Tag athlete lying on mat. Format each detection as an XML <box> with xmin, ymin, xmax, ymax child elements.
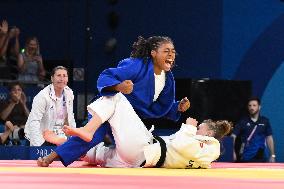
<box><xmin>39</xmin><ymin>93</ymin><xmax>231</xmax><ymax>168</ymax></box>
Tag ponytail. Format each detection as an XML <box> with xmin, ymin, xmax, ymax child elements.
<box><xmin>130</xmin><ymin>35</ymin><xmax>174</xmax><ymax>62</ymax></box>
<box><xmin>203</xmin><ymin>119</ymin><xmax>232</xmax><ymax>140</ymax></box>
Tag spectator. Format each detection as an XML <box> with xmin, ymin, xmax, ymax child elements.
<box><xmin>24</xmin><ymin>66</ymin><xmax>76</xmax><ymax>146</ymax></box>
<box><xmin>231</xmin><ymin>97</ymin><xmax>276</xmax><ymax>162</ymax></box>
<box><xmin>0</xmin><ymin>82</ymin><xmax>29</xmax><ymax>144</ymax></box>
<box><xmin>0</xmin><ymin>20</ymin><xmax>20</xmax><ymax>79</ymax></box>
<box><xmin>17</xmin><ymin>36</ymin><xmax>46</xmax><ymax>82</ymax></box>
<box><xmin>0</xmin><ymin>122</ymin><xmax>13</xmax><ymax>145</ymax></box>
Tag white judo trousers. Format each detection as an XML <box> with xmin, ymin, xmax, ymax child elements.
<box><xmin>84</xmin><ymin>93</ymin><xmax>221</xmax><ymax>168</ymax></box>
<box><xmin>86</xmin><ymin>93</ymin><xmax>153</xmax><ymax>167</ymax></box>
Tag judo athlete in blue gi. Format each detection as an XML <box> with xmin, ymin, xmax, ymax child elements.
<box><xmin>37</xmin><ymin>36</ymin><xmax>190</xmax><ymax>167</ymax></box>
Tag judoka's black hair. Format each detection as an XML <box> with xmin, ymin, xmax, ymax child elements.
<box><xmin>130</xmin><ymin>36</ymin><xmax>174</xmax><ymax>62</ymax></box>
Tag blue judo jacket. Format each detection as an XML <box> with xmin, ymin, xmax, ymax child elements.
<box><xmin>97</xmin><ymin>57</ymin><xmax>181</xmax><ymax>121</ymax></box>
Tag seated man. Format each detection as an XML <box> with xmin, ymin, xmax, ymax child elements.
<box><xmin>38</xmin><ymin>93</ymin><xmax>231</xmax><ymax>168</ymax></box>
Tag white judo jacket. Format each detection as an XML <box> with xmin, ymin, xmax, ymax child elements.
<box><xmin>144</xmin><ymin>123</ymin><xmax>221</xmax><ymax>168</ymax></box>
<box><xmin>24</xmin><ymin>84</ymin><xmax>76</xmax><ymax>146</ymax></box>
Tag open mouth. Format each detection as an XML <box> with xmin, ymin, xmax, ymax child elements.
<box><xmin>165</xmin><ymin>59</ymin><xmax>174</xmax><ymax>68</ymax></box>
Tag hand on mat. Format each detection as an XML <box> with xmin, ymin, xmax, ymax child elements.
<box><xmin>37</xmin><ymin>157</ymin><xmax>50</xmax><ymax>167</ymax></box>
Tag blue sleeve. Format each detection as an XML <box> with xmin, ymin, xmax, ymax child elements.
<box><xmin>164</xmin><ymin>101</ymin><xmax>181</xmax><ymax>121</ymax></box>
<box><xmin>265</xmin><ymin>119</ymin><xmax>273</xmax><ymax>136</ymax></box>
<box><xmin>232</xmin><ymin>121</ymin><xmax>243</xmax><ymax>136</ymax></box>
<box><xmin>97</xmin><ymin>58</ymin><xmax>142</xmax><ymax>96</ymax></box>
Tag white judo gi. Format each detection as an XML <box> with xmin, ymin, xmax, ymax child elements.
<box><xmin>85</xmin><ymin>93</ymin><xmax>221</xmax><ymax>168</ymax></box>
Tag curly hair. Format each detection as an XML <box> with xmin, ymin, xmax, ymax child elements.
<box><xmin>130</xmin><ymin>36</ymin><xmax>174</xmax><ymax>62</ymax></box>
<box><xmin>202</xmin><ymin>119</ymin><xmax>232</xmax><ymax>140</ymax></box>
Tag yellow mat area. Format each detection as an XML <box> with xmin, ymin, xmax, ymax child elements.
<box><xmin>1</xmin><ymin>166</ymin><xmax>284</xmax><ymax>180</ymax></box>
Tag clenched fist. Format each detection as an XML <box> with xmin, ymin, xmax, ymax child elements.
<box><xmin>115</xmin><ymin>80</ymin><xmax>134</xmax><ymax>94</ymax></box>
<box><xmin>178</xmin><ymin>97</ymin><xmax>190</xmax><ymax>112</ymax></box>
<box><xmin>186</xmin><ymin>117</ymin><xmax>198</xmax><ymax>127</ymax></box>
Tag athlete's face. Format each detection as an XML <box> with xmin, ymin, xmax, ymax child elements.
<box><xmin>196</xmin><ymin>123</ymin><xmax>213</xmax><ymax>137</ymax></box>
<box><xmin>248</xmin><ymin>100</ymin><xmax>260</xmax><ymax>116</ymax></box>
<box><xmin>151</xmin><ymin>42</ymin><xmax>176</xmax><ymax>74</ymax></box>
<box><xmin>51</xmin><ymin>69</ymin><xmax>68</xmax><ymax>90</ymax></box>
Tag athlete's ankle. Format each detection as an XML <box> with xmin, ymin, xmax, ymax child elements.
<box><xmin>46</xmin><ymin>151</ymin><xmax>59</xmax><ymax>163</ymax></box>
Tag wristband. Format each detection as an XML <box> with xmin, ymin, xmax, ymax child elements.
<box><xmin>271</xmin><ymin>154</ymin><xmax>276</xmax><ymax>158</ymax></box>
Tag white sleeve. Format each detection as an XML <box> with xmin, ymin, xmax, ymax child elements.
<box><xmin>25</xmin><ymin>94</ymin><xmax>46</xmax><ymax>146</ymax></box>
<box><xmin>68</xmin><ymin>92</ymin><xmax>76</xmax><ymax>128</ymax></box>
<box><xmin>175</xmin><ymin>123</ymin><xmax>197</xmax><ymax>137</ymax></box>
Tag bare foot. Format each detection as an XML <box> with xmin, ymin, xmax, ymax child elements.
<box><xmin>43</xmin><ymin>130</ymin><xmax>67</xmax><ymax>146</ymax></box>
<box><xmin>37</xmin><ymin>151</ymin><xmax>59</xmax><ymax>167</ymax></box>
<box><xmin>63</xmin><ymin>125</ymin><xmax>93</xmax><ymax>142</ymax></box>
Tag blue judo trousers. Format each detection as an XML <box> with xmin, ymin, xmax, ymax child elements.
<box><xmin>55</xmin><ymin>122</ymin><xmax>114</xmax><ymax>167</ymax></box>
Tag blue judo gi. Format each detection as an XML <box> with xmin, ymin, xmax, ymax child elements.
<box><xmin>55</xmin><ymin>58</ymin><xmax>181</xmax><ymax>166</ymax></box>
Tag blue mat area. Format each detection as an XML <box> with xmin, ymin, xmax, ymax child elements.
<box><xmin>0</xmin><ymin>146</ymin><xmax>55</xmax><ymax>160</ymax></box>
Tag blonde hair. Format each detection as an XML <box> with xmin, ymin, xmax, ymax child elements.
<box><xmin>202</xmin><ymin>119</ymin><xmax>232</xmax><ymax>140</ymax></box>
<box><xmin>25</xmin><ymin>36</ymin><xmax>40</xmax><ymax>55</ymax></box>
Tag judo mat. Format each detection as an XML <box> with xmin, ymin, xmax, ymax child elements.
<box><xmin>0</xmin><ymin>160</ymin><xmax>283</xmax><ymax>189</ymax></box>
